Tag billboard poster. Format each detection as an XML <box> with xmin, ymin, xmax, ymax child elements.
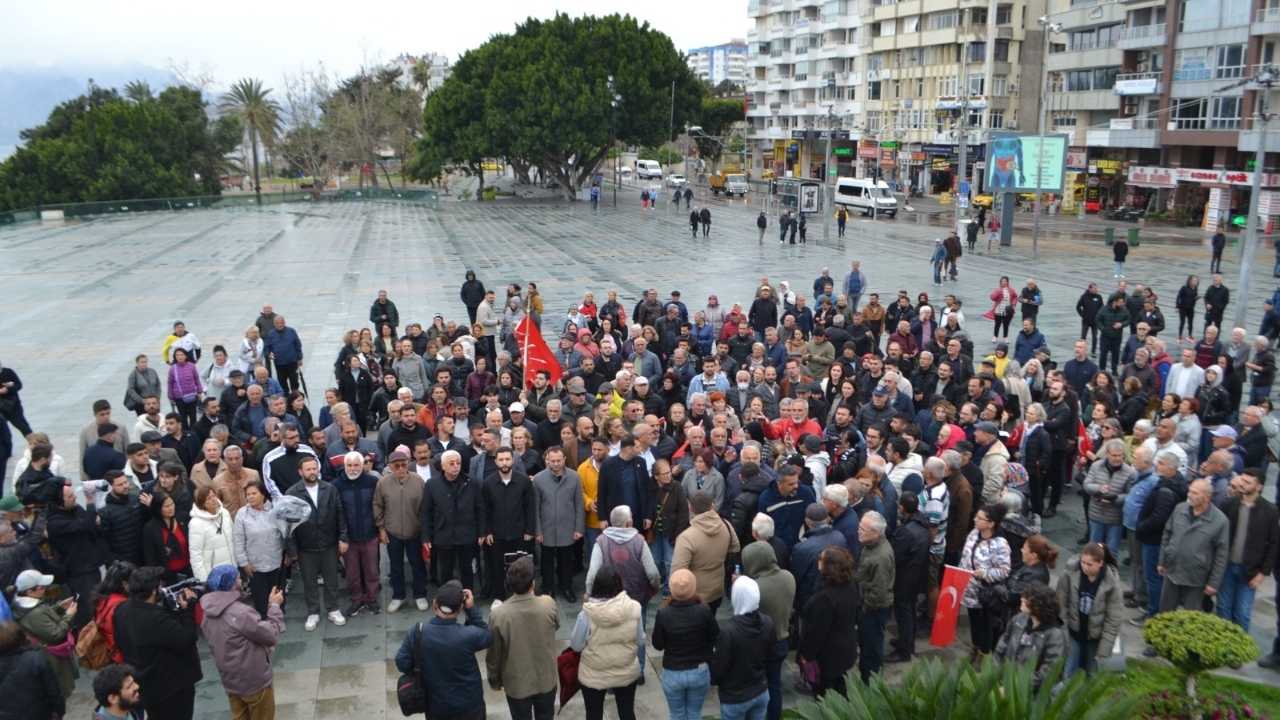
<box><xmin>799</xmin><ymin>183</ymin><xmax>820</xmax><ymax>213</ymax></box>
<box><xmin>985</xmin><ymin>133</ymin><xmax>1068</xmax><ymax>193</ymax></box>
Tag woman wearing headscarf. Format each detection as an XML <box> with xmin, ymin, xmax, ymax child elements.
<box><xmin>798</xmin><ymin>545</ymin><xmax>860</xmax><ymax>698</ymax></box>
<box><xmin>652</xmin><ymin>569</ymin><xmax>719</xmax><ymax>720</ymax></box>
<box><xmin>575</xmin><ymin>329</ymin><xmax>601</xmax><ymax>360</ymax></box>
<box><xmin>712</xmin><ymin>576</ymin><xmax>774</xmax><ymax>719</ymax></box>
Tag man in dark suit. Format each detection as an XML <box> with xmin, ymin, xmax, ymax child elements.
<box><xmin>597</xmin><ymin>436</ymin><xmax>652</xmax><ymax>530</ymax></box>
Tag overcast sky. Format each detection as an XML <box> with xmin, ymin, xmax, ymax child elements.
<box><xmin>4</xmin><ymin>0</ymin><xmax>747</xmax><ymax>89</ymax></box>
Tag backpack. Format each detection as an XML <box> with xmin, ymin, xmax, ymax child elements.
<box><xmin>75</xmin><ymin>620</ymin><xmax>113</xmax><ymax>670</ymax></box>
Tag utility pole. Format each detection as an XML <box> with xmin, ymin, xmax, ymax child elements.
<box><xmin>956</xmin><ymin>40</ymin><xmax>969</xmax><ymax>237</ymax></box>
<box><xmin>609</xmin><ymin>75</ymin><xmax>618</xmax><ymax>208</ymax></box>
<box><xmin>1032</xmin><ymin>19</ymin><xmax>1061</xmax><ymax>260</ymax></box>
<box><xmin>1235</xmin><ymin>66</ymin><xmax>1279</xmax><ymax>330</ymax></box>
<box><xmin>823</xmin><ymin>104</ymin><xmax>834</xmax><ymax>242</ymax></box>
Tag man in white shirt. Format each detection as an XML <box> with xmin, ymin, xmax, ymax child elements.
<box><xmin>1141</xmin><ymin>417</ymin><xmax>1190</xmax><ymax>475</ymax></box>
<box><xmin>1165</xmin><ymin>348</ymin><xmax>1206</xmax><ymax>399</ymax></box>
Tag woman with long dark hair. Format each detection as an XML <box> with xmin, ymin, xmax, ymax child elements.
<box><xmin>141</xmin><ymin>490</ymin><xmax>191</xmax><ymax>583</ymax></box>
<box><xmin>799</xmin><ymin>545</ymin><xmax>860</xmax><ymax>697</ymax></box>
<box><xmin>1056</xmin><ymin>542</ymin><xmax>1123</xmax><ymax>677</ymax></box>
<box><xmin>570</xmin><ymin>566</ymin><xmax>644</xmax><ymax>720</ymax></box>
<box><xmin>233</xmin><ymin>480</ymin><xmax>287</xmax><ymax>618</ymax></box>
<box><xmin>960</xmin><ymin>503</ymin><xmax>1012</xmax><ymax>662</ymax></box>
<box><xmin>994</xmin><ymin>584</ymin><xmax>1066</xmax><ymax>690</ymax></box>
<box><xmin>92</xmin><ymin>560</ymin><xmax>137</xmax><ymax>664</ymax></box>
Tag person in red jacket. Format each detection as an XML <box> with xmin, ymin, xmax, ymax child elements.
<box><xmin>93</xmin><ymin>561</ymin><xmax>136</xmax><ymax>664</ymax></box>
<box><xmin>761</xmin><ymin>400</ymin><xmax>823</xmax><ymax>450</ymax></box>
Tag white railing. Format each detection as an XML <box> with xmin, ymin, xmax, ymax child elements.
<box><xmin>1119</xmin><ymin>23</ymin><xmax>1165</xmax><ymax>40</ymax></box>
<box><xmin>1257</xmin><ymin>6</ymin><xmax>1280</xmax><ymax>22</ymax></box>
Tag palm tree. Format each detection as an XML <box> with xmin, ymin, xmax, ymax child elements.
<box><xmin>219</xmin><ymin>78</ymin><xmax>281</xmax><ymax>204</ymax></box>
<box><xmin>123</xmin><ymin>80</ymin><xmax>153</xmax><ymax>103</ymax></box>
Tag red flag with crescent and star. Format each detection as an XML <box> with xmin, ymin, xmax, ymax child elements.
<box><xmin>931</xmin><ymin>565</ymin><xmax>974</xmax><ymax>647</ymax></box>
<box><xmin>515</xmin><ymin>315</ymin><xmax>562</xmax><ymax>389</ymax></box>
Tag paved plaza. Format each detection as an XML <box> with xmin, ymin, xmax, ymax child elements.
<box><xmin>2</xmin><ymin>194</ymin><xmax>1279</xmax><ymax>717</ymax></box>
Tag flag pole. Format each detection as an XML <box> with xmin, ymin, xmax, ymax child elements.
<box><xmin>520</xmin><ymin>317</ymin><xmax>531</xmax><ymax>389</ymax></box>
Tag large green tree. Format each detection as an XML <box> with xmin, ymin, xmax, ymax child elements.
<box><xmin>411</xmin><ymin>13</ymin><xmax>702</xmax><ymax>199</ymax></box>
<box><xmin>219</xmin><ymin>78</ymin><xmax>281</xmax><ymax>204</ymax></box>
<box><xmin>0</xmin><ymin>85</ymin><xmax>240</xmax><ymax>211</ymax></box>
<box><xmin>694</xmin><ymin>96</ymin><xmax>746</xmax><ymax>165</ymax></box>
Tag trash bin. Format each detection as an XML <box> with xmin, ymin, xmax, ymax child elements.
<box><xmin>1127</xmin><ymin>227</ymin><xmax>1140</xmax><ymax>247</ymax></box>
<box><xmin>1104</xmin><ymin>227</ymin><xmax>1115</xmax><ymax>245</ymax></box>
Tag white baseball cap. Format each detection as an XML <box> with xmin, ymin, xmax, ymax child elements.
<box><xmin>15</xmin><ymin>570</ymin><xmax>54</xmax><ymax>593</ymax></box>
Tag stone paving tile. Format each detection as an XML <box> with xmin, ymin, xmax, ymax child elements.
<box><xmin>3</xmin><ymin>198</ymin><xmax>1278</xmax><ymax>715</ymax></box>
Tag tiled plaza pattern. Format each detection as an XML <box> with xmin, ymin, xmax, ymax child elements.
<box><xmin>1</xmin><ymin>194</ymin><xmax>1278</xmax><ymax>718</ymax></box>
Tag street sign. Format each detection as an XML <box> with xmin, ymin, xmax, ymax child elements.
<box><xmin>959</xmin><ymin>180</ymin><xmax>971</xmax><ymax>196</ymax></box>
<box><xmin>958</xmin><ymin>196</ymin><xmax>970</xmax><ymax>209</ymax></box>
<box><xmin>828</xmin><ymin>168</ymin><xmax>838</xmax><ymax>177</ymax></box>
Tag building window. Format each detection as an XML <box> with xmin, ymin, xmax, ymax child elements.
<box><xmin>992</xmin><ymin>76</ymin><xmax>1008</xmax><ymax>96</ymax></box>
<box><xmin>917</xmin><ymin>78</ymin><xmax>925</xmax><ymax>96</ymax></box>
<box><xmin>938</xmin><ymin>76</ymin><xmax>958</xmax><ymax>96</ymax></box>
<box><xmin>867</xmin><ymin>111</ymin><xmax>882</xmax><ymax>131</ymax></box>
<box><xmin>968</xmin><ymin>42</ymin><xmax>986</xmax><ymax>63</ymax></box>
<box><xmin>968</xmin><ymin>109</ymin><xmax>982</xmax><ymax>127</ymax></box>
<box><xmin>968</xmin><ymin>76</ymin><xmax>985</xmax><ymax>95</ymax></box>
<box><xmin>1172</xmin><ymin>98</ymin><xmax>1208</xmax><ymax>129</ymax></box>
<box><xmin>1210</xmin><ymin>97</ymin><xmax>1242</xmax><ymax>128</ymax></box>
<box><xmin>1174</xmin><ymin>49</ymin><xmax>1211</xmax><ymax>81</ymax></box>
<box><xmin>1052</xmin><ymin>113</ymin><xmax>1077</xmax><ymax>128</ymax></box>
<box><xmin>996</xmin><ymin>4</ymin><xmax>1012</xmax><ymax>24</ymax></box>
<box><xmin>989</xmin><ymin>111</ymin><xmax>1005</xmax><ymax>128</ymax></box>
<box><xmin>928</xmin><ymin>10</ymin><xmax>959</xmax><ymax>29</ymax></box>
<box><xmin>868</xmin><ymin>81</ymin><xmax>882</xmax><ymax>99</ymax></box>
<box><xmin>994</xmin><ymin>39</ymin><xmax>1010</xmax><ymax>61</ymax></box>
<box><xmin>1215</xmin><ymin>45</ymin><xmax>1245</xmax><ymax>78</ymax></box>
<box><xmin>1048</xmin><ymin>73</ymin><xmax>1064</xmax><ymax>92</ymax></box>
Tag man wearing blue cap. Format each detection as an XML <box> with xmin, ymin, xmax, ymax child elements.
<box><xmin>200</xmin><ymin>564</ymin><xmax>285</xmax><ymax>719</ymax></box>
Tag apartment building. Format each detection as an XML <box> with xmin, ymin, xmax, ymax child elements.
<box><xmin>687</xmin><ymin>41</ymin><xmax>750</xmax><ymax>86</ymax></box>
<box><xmin>1047</xmin><ymin>0</ymin><xmax>1280</xmax><ymax>221</ymax></box>
<box><xmin>745</xmin><ymin>0</ymin><xmax>1045</xmax><ymax>195</ymax></box>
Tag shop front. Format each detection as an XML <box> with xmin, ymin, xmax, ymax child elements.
<box><xmin>1126</xmin><ymin>165</ymin><xmax>1280</xmax><ymax>228</ymax></box>
<box><xmin>922</xmin><ymin>143</ymin><xmax>987</xmax><ymax>195</ymax></box>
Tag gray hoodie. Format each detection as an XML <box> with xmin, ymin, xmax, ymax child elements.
<box><xmin>743</xmin><ymin>541</ymin><xmax>796</xmax><ymax>640</ymax></box>
<box><xmin>200</xmin><ymin>589</ymin><xmax>284</xmax><ymax>696</ymax></box>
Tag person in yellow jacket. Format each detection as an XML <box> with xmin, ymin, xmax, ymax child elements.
<box><xmin>578</xmin><ymin>437</ymin><xmax>608</xmax><ymax>550</ymax></box>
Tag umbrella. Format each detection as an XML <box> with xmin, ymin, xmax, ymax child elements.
<box><xmin>556</xmin><ymin>647</ymin><xmax>581</xmax><ymax>713</ymax></box>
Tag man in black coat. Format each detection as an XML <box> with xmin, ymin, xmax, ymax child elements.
<box><xmin>97</xmin><ymin>470</ymin><xmax>148</xmax><ymax>566</ymax></box>
<box><xmin>1075</xmin><ymin>283</ymin><xmax>1104</xmax><ymax>356</ymax></box>
<box><xmin>422</xmin><ymin>450</ymin><xmax>484</xmax><ymax>590</ymax></box>
<box><xmin>0</xmin><ymin>622</ymin><xmax>64</xmax><ymax>720</ymax></box>
<box><xmin>1041</xmin><ymin>380</ymin><xmax>1078</xmax><ymax>517</ymax></box>
<box><xmin>46</xmin><ymin>479</ymin><xmax>102</xmax><ymax>629</ymax></box>
<box><xmin>285</xmin><ymin>456</ymin><xmax>349</xmax><ymax>628</ymax></box>
<box><xmin>83</xmin><ymin>423</ymin><xmax>127</xmax><ymax>481</ymax></box>
<box><xmin>888</xmin><ymin>494</ymin><xmax>930</xmax><ymax>662</ymax></box>
<box><xmin>1203</xmin><ymin>274</ymin><xmax>1230</xmax><ymax>332</ymax></box>
<box><xmin>596</xmin><ymin>437</ymin><xmax>653</xmax><ymax>529</ymax></box>
<box><xmin>481</xmin><ymin>448</ymin><xmax>535</xmax><ymax>599</ymax></box>
<box><xmin>112</xmin><ymin>566</ymin><xmax>202</xmax><ymax>719</ymax></box>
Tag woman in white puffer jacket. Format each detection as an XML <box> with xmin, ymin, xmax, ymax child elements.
<box><xmin>188</xmin><ymin>485</ymin><xmax>238</xmax><ymax>582</ymax></box>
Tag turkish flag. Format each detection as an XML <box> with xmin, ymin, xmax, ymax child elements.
<box><xmin>931</xmin><ymin>565</ymin><xmax>974</xmax><ymax>647</ymax></box>
<box><xmin>514</xmin><ymin>315</ymin><xmax>563</xmax><ymax>389</ymax></box>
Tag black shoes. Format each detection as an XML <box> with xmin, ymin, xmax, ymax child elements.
<box><xmin>345</xmin><ymin>602</ymin><xmax>363</xmax><ymax>617</ymax></box>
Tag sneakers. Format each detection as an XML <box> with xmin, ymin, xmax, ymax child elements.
<box><xmin>305</xmin><ymin>614</ymin><xmax>320</xmax><ymax>632</ymax></box>
<box><xmin>345</xmin><ymin>603</ymin><xmax>363</xmax><ymax>617</ymax></box>
<box><xmin>387</xmin><ymin>598</ymin><xmax>403</xmax><ymax>614</ymax></box>
<box><xmin>364</xmin><ymin>602</ymin><xmax>381</xmax><ymax>615</ymax></box>
<box><xmin>416</xmin><ymin>598</ymin><xmax>430</xmax><ymax>611</ymax></box>
<box><xmin>328</xmin><ymin>610</ymin><xmax>346</xmax><ymax>626</ymax></box>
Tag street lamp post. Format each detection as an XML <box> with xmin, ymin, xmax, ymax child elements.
<box><xmin>1032</xmin><ymin>18</ymin><xmax>1063</xmax><ymax>260</ymax></box>
<box><xmin>608</xmin><ymin>75</ymin><xmax>619</xmax><ymax>208</ymax></box>
<box><xmin>823</xmin><ymin>104</ymin><xmax>835</xmax><ymax>242</ymax></box>
<box><xmin>956</xmin><ymin>40</ymin><xmax>969</xmax><ymax>238</ymax></box>
<box><xmin>1235</xmin><ymin>65</ymin><xmax>1279</xmax><ymax>330</ymax></box>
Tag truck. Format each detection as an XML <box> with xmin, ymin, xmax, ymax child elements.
<box><xmin>709</xmin><ymin>170</ymin><xmax>749</xmax><ymax>197</ymax></box>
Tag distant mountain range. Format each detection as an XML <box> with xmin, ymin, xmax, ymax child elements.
<box><xmin>0</xmin><ymin>64</ymin><xmax>176</xmax><ymax>159</ymax></box>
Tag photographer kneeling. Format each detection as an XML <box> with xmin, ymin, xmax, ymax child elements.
<box><xmin>113</xmin><ymin>566</ymin><xmax>202</xmax><ymax>720</ymax></box>
<box><xmin>200</xmin><ymin>564</ymin><xmax>285</xmax><ymax>719</ymax></box>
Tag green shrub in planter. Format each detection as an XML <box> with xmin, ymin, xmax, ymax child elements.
<box><xmin>787</xmin><ymin>657</ymin><xmax>1136</xmax><ymax>720</ymax></box>
<box><xmin>1143</xmin><ymin>610</ymin><xmax>1259</xmax><ymax>698</ymax></box>
<box><xmin>481</xmin><ymin>187</ymin><xmax>497</xmax><ymax>201</ymax></box>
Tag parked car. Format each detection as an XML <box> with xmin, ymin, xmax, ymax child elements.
<box><xmin>1105</xmin><ymin>206</ymin><xmax>1146</xmax><ymax>222</ymax></box>
<box><xmin>666</xmin><ymin>174</ymin><xmax>688</xmax><ymax>188</ymax></box>
<box><xmin>834</xmin><ymin>178</ymin><xmax>898</xmax><ymax>217</ymax></box>
<box><xmin>636</xmin><ymin>159</ymin><xmax>663</xmax><ymax>180</ymax></box>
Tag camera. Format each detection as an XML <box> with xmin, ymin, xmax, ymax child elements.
<box><xmin>159</xmin><ymin>577</ymin><xmax>207</xmax><ymax>611</ymax></box>
<box><xmin>83</xmin><ymin>480</ymin><xmax>111</xmax><ymax>493</ymax></box>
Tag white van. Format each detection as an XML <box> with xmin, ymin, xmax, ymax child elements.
<box><xmin>636</xmin><ymin>159</ymin><xmax>663</xmax><ymax>180</ymax></box>
<box><xmin>834</xmin><ymin>178</ymin><xmax>898</xmax><ymax>217</ymax></box>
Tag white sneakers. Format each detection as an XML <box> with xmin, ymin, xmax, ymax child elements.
<box><xmin>328</xmin><ymin>610</ymin><xmax>346</xmax><ymax>626</ymax></box>
<box><xmin>305</xmin><ymin>614</ymin><xmax>320</xmax><ymax>631</ymax></box>
<box><xmin>416</xmin><ymin>598</ymin><xmax>430</xmax><ymax>611</ymax></box>
<box><xmin>387</xmin><ymin>599</ymin><xmax>403</xmax><ymax>614</ymax></box>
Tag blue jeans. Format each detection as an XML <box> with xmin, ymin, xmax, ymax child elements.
<box><xmin>387</xmin><ymin>534</ymin><xmax>427</xmax><ymax>599</ymax></box>
<box><xmin>659</xmin><ymin>663</ymin><xmax>710</xmax><ymax>720</ymax></box>
<box><xmin>1142</xmin><ymin>543</ymin><xmax>1162</xmax><ymax>617</ymax></box>
<box><xmin>1065</xmin><ymin>636</ymin><xmax>1099</xmax><ymax>677</ymax></box>
<box><xmin>1115</xmin><ymin>261</ymin><xmax>1125</xmax><ymax>277</ymax></box>
<box><xmin>1216</xmin><ymin>562</ymin><xmax>1257</xmax><ymax>631</ymax></box>
<box><xmin>650</xmin><ymin>534</ymin><xmax>674</xmax><ymax>595</ymax></box>
<box><xmin>720</xmin><ymin>690</ymin><xmax>769</xmax><ymax>720</ymax></box>
<box><xmin>933</xmin><ymin>262</ymin><xmax>943</xmax><ymax>284</ymax></box>
<box><xmin>859</xmin><ymin>606</ymin><xmax>890</xmax><ymax>682</ymax></box>
<box><xmin>766</xmin><ymin>638</ymin><xmax>787</xmax><ymax>720</ymax></box>
<box><xmin>1088</xmin><ymin>521</ymin><xmax>1123</xmax><ymax>552</ymax></box>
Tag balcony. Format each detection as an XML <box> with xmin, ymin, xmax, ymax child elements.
<box><xmin>1117</xmin><ymin>23</ymin><xmax>1166</xmax><ymax>50</ymax></box>
<box><xmin>1086</xmin><ymin>117</ymin><xmax>1160</xmax><ymax>148</ymax></box>
<box><xmin>1114</xmin><ymin>71</ymin><xmax>1162</xmax><ymax>95</ymax></box>
<box><xmin>1255</xmin><ymin>6</ymin><xmax>1280</xmax><ymax>35</ymax></box>
<box><xmin>1046</xmin><ymin>46</ymin><xmax>1123</xmax><ymax>72</ymax></box>
<box><xmin>1238</xmin><ymin>127</ymin><xmax>1280</xmax><ymax>153</ymax></box>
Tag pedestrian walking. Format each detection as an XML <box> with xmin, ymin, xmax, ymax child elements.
<box><xmin>757</xmin><ymin>211</ymin><xmax>767</xmax><ymax>243</ymax></box>
<box><xmin>683</xmin><ymin>186</ymin><xmax>693</xmax><ymax>209</ymax></box>
<box><xmin>965</xmin><ymin>220</ymin><xmax>979</xmax><ymax>253</ymax></box>
<box><xmin>689</xmin><ymin>209</ymin><xmax>700</xmax><ymax>239</ymax></box>
<box><xmin>797</xmin><ymin>214</ymin><xmax>806</xmax><ymax>244</ymax></box>
<box><xmin>930</xmin><ymin>239</ymin><xmax>947</xmax><ymax>286</ymax></box>
<box><xmin>987</xmin><ymin>216</ymin><xmax>1000</xmax><ymax>249</ymax></box>
<box><xmin>778</xmin><ymin>211</ymin><xmax>791</xmax><ymax>244</ymax></box>
<box><xmin>1210</xmin><ymin>231</ymin><xmax>1227</xmax><ymax>273</ymax></box>
<box><xmin>641</xmin><ymin>188</ymin><xmax>649</xmax><ymax>210</ymax></box>
<box><xmin>943</xmin><ymin>233</ymin><xmax>962</xmax><ymax>280</ymax></box>
<box><xmin>789</xmin><ymin>213</ymin><xmax>799</xmax><ymax>245</ymax></box>
<box><xmin>700</xmin><ymin>207</ymin><xmax>712</xmax><ymax>237</ymax></box>
<box><xmin>836</xmin><ymin>207</ymin><xmax>848</xmax><ymax>238</ymax></box>
<box><xmin>590</xmin><ymin>185</ymin><xmax>600</xmax><ymax>213</ymax></box>
<box><xmin>1113</xmin><ymin>235</ymin><xmax>1129</xmax><ymax>278</ymax></box>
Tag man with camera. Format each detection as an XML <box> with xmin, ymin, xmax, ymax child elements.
<box><xmin>45</xmin><ymin>477</ymin><xmax>102</xmax><ymax>630</ymax></box>
<box><xmin>113</xmin><ymin>566</ymin><xmax>202</xmax><ymax>720</ymax></box>
<box><xmin>200</xmin><ymin>564</ymin><xmax>285</xmax><ymax>719</ymax></box>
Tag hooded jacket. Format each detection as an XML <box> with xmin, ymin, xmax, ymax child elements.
<box><xmin>188</xmin><ymin>505</ymin><xmax>237</xmax><ymax>581</ymax></box>
<box><xmin>1055</xmin><ymin>559</ymin><xmax>1123</xmax><ymax>651</ymax></box>
<box><xmin>575</xmin><ymin>592</ymin><xmax>643</xmax><ymax>690</ymax></box>
<box><xmin>743</xmin><ymin>541</ymin><xmax>796</xmax><ymax>640</ymax></box>
<box><xmin>97</xmin><ymin>492</ymin><xmax>147</xmax><ymax>566</ymax></box>
<box><xmin>978</xmin><ymin>439</ymin><xmax>1011</xmax><ymax>505</ymax></box>
<box><xmin>672</xmin><ymin>510</ymin><xmax>741</xmax><ymax>604</ymax></box>
<box><xmin>200</xmin><ymin>590</ymin><xmax>284</xmax><ymax>696</ymax></box>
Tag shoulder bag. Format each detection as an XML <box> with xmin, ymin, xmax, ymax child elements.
<box><xmin>396</xmin><ymin>622</ymin><xmax>429</xmax><ymax>716</ymax></box>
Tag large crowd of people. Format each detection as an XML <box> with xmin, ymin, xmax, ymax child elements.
<box><xmin>1</xmin><ymin>254</ymin><xmax>1279</xmax><ymax>720</ymax></box>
